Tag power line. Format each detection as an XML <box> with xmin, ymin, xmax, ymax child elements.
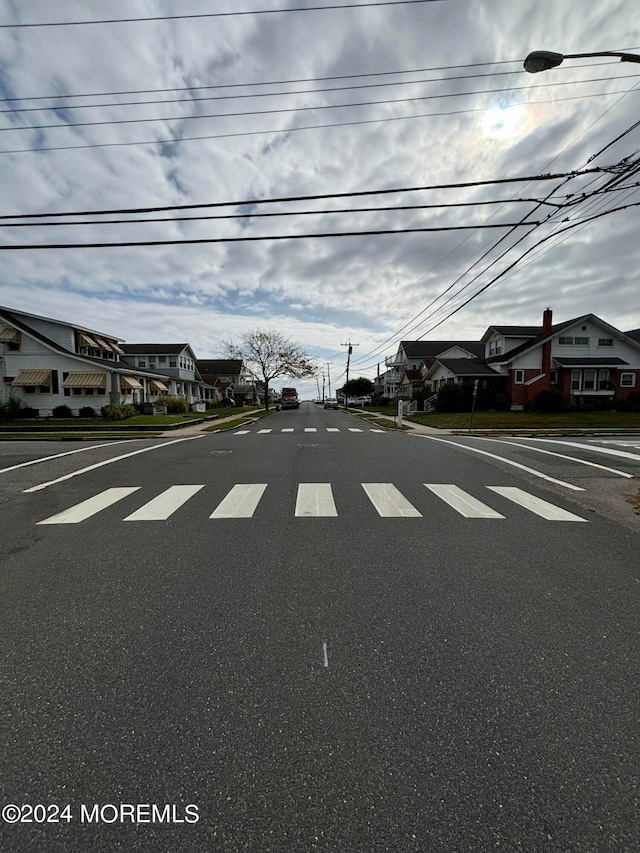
<box><xmin>0</xmin><ymin>168</ymin><xmax>599</xmax><ymax>220</ymax></box>
<box><xmin>0</xmin><ymin>1</ymin><xmax>449</xmax><ymax>29</ymax></box>
<box><xmin>4</xmin><ymin>75</ymin><xmax>639</xmax><ymax>133</ymax></box>
<box><xmin>4</xmin><ymin>88</ymin><xmax>637</xmax><ymax>156</ymax></box>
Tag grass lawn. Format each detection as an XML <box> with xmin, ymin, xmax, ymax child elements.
<box><xmin>0</xmin><ymin>406</ymin><xmax>261</xmax><ymax>429</ymax></box>
<box><xmin>404</xmin><ymin>410</ymin><xmax>640</xmax><ymax>430</ymax></box>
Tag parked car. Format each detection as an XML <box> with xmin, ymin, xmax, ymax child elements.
<box><xmin>324</xmin><ymin>397</ymin><xmax>338</xmax><ymax>409</ymax></box>
<box><xmin>347</xmin><ymin>396</ymin><xmax>371</xmax><ymax>407</ymax></box>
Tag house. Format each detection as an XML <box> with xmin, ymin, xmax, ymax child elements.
<box><xmin>383</xmin><ymin>340</ymin><xmax>484</xmax><ymax>397</ymax></box>
<box><xmin>484</xmin><ymin>309</ymin><xmax>640</xmax><ymax>407</ymax></box>
<box><xmin>120</xmin><ymin>344</ymin><xmax>214</xmax><ymax>405</ymax></box>
<box><xmin>0</xmin><ymin>306</ymin><xmax>173</xmax><ymax>416</ymax></box>
<box><xmin>424</xmin><ymin>357</ymin><xmax>504</xmax><ymax>392</ymax></box>
<box><xmin>196</xmin><ymin>359</ymin><xmax>243</xmax><ymax>401</ymax></box>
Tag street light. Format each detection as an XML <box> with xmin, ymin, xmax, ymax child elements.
<box><xmin>524</xmin><ymin>49</ymin><xmax>640</xmax><ymax>73</ymax></box>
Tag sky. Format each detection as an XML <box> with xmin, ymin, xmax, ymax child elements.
<box><xmin>1</xmin><ymin>0</ymin><xmax>639</xmax><ymax>399</ymax></box>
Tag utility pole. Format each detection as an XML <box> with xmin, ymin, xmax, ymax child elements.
<box><xmin>340</xmin><ymin>341</ymin><xmax>359</xmax><ymax>410</ymax></box>
<box><xmin>326</xmin><ymin>363</ymin><xmax>332</xmax><ymax>397</ymax></box>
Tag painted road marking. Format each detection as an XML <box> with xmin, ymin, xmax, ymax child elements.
<box><xmin>362</xmin><ymin>483</ymin><xmax>422</xmax><ymax>517</ymax></box>
<box><xmin>295</xmin><ymin>483</ymin><xmax>338</xmax><ymax>517</ymax></box>
<box><xmin>282</xmin><ymin>428</ymin><xmax>294</xmax><ymax>432</ymax></box>
<box><xmin>326</xmin><ymin>428</ymin><xmax>340</xmax><ymax>432</ymax></box>
<box><xmin>209</xmin><ymin>484</ymin><xmax>268</xmax><ymax>518</ymax></box>
<box><xmin>523</xmin><ymin>438</ymin><xmax>640</xmax><ymax>462</ymax></box>
<box><xmin>124</xmin><ymin>485</ymin><xmax>205</xmax><ymax>521</ymax></box>
<box><xmin>470</xmin><ymin>437</ymin><xmax>633</xmax><ymax>478</ymax></box>
<box><xmin>257</xmin><ymin>429</ymin><xmax>272</xmax><ymax>434</ymax></box>
<box><xmin>487</xmin><ymin>486</ymin><xmax>587</xmax><ymax>521</ymax></box>
<box><xmin>425</xmin><ymin>484</ymin><xmax>505</xmax><ymax>518</ymax></box>
<box><xmin>0</xmin><ymin>441</ymin><xmax>131</xmax><ymax>475</ymax></box>
<box><xmin>304</xmin><ymin>428</ymin><xmax>317</xmax><ymax>433</ymax></box>
<box><xmin>348</xmin><ymin>428</ymin><xmax>363</xmax><ymax>432</ymax></box>
<box><xmin>234</xmin><ymin>430</ymin><xmax>250</xmax><ymax>435</ymax></box>
<box><xmin>38</xmin><ymin>487</ymin><xmax>140</xmax><ymax>524</ymax></box>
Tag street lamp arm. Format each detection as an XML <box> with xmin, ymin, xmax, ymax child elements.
<box><xmin>524</xmin><ymin>49</ymin><xmax>640</xmax><ymax>73</ymax></box>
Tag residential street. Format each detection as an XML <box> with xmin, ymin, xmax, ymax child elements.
<box><xmin>1</xmin><ymin>405</ymin><xmax>639</xmax><ymax>852</ymax></box>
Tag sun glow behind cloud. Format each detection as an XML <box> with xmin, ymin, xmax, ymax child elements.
<box><xmin>482</xmin><ymin>103</ymin><xmax>533</xmax><ymax>141</ymax></box>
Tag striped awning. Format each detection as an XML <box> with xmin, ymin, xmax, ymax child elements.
<box><xmin>121</xmin><ymin>375</ymin><xmax>143</xmax><ymax>389</ymax></box>
<box><xmin>62</xmin><ymin>371</ymin><xmax>107</xmax><ymax>388</ymax></box>
<box><xmin>150</xmin><ymin>379</ymin><xmax>169</xmax><ymax>391</ymax></box>
<box><xmin>77</xmin><ymin>332</ymin><xmax>99</xmax><ymax>348</ymax></box>
<box><xmin>94</xmin><ymin>337</ymin><xmax>113</xmax><ymax>351</ymax></box>
<box><xmin>110</xmin><ymin>341</ymin><xmax>124</xmax><ymax>355</ymax></box>
<box><xmin>0</xmin><ymin>326</ymin><xmax>20</xmax><ymax>342</ymax></box>
<box><xmin>12</xmin><ymin>369</ymin><xmax>52</xmax><ymax>386</ymax></box>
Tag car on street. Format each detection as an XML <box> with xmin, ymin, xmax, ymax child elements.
<box><xmin>347</xmin><ymin>396</ymin><xmax>371</xmax><ymax>407</ymax></box>
<box><xmin>324</xmin><ymin>397</ymin><xmax>338</xmax><ymax>409</ymax></box>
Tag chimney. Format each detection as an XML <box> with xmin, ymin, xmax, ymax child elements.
<box><xmin>541</xmin><ymin>307</ymin><xmax>553</xmax><ymax>387</ymax></box>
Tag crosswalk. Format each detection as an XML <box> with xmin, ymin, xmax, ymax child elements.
<box><xmin>36</xmin><ymin>482</ymin><xmax>587</xmax><ymax>524</ymax></box>
<box><xmin>235</xmin><ymin>427</ymin><xmax>386</xmax><ymax>434</ymax></box>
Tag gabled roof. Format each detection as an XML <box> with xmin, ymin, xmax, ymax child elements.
<box><xmin>400</xmin><ymin>340</ymin><xmax>485</xmax><ymax>359</ymax></box>
<box><xmin>400</xmin><ymin>369</ymin><xmax>423</xmax><ymax>381</ymax></box>
<box><xmin>196</xmin><ymin>359</ymin><xmax>243</xmax><ymax>374</ymax></box>
<box><xmin>625</xmin><ymin>328</ymin><xmax>640</xmax><ymax>343</ymax></box>
<box><xmin>0</xmin><ymin>305</ymin><xmax>123</xmax><ymax>342</ymax></box>
<box><xmin>433</xmin><ymin>358</ymin><xmax>500</xmax><ymax>377</ymax></box>
<box><xmin>481</xmin><ymin>324</ymin><xmax>541</xmax><ymax>342</ymax></box>
<box><xmin>120</xmin><ymin>343</ymin><xmax>191</xmax><ymax>355</ymax></box>
<box><xmin>485</xmin><ymin>315</ymin><xmax>588</xmax><ymax>363</ymax></box>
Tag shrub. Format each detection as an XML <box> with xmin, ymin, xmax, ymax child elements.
<box><xmin>435</xmin><ymin>382</ymin><xmax>473</xmax><ymax>412</ymax></box>
<box><xmin>14</xmin><ymin>406</ymin><xmax>39</xmax><ymax>419</ymax></box>
<box><xmin>52</xmin><ymin>404</ymin><xmax>73</xmax><ymax>418</ymax></box>
<box><xmin>531</xmin><ymin>389</ymin><xmax>566</xmax><ymax>413</ymax></box>
<box><xmin>162</xmin><ymin>396</ymin><xmax>189</xmax><ymax>414</ymax></box>
<box><xmin>79</xmin><ymin>406</ymin><xmax>96</xmax><ymax>418</ymax></box>
<box><xmin>101</xmin><ymin>403</ymin><xmax>136</xmax><ymax>420</ymax></box>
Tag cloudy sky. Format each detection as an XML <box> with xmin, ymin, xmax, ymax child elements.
<box><xmin>1</xmin><ymin>0</ymin><xmax>639</xmax><ymax>397</ymax></box>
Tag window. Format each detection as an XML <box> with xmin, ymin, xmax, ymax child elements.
<box><xmin>159</xmin><ymin>356</ymin><xmax>166</xmax><ymax>365</ymax></box>
<box><xmin>598</xmin><ymin>369</ymin><xmax>610</xmax><ymax>390</ymax></box>
<box><xmin>170</xmin><ymin>359</ymin><xmax>177</xmax><ymax>367</ymax></box>
<box><xmin>559</xmin><ymin>336</ymin><xmax>573</xmax><ymax>345</ymax></box>
<box><xmin>571</xmin><ymin>370</ymin><xmax>581</xmax><ymax>391</ymax></box>
<box><xmin>514</xmin><ymin>370</ymin><xmax>524</xmax><ymax>384</ymax></box>
<box><xmin>574</xmin><ymin>336</ymin><xmax>589</xmax><ymax>345</ymax></box>
<box><xmin>583</xmin><ymin>370</ymin><xmax>596</xmax><ymax>391</ymax></box>
<box><xmin>620</xmin><ymin>373</ymin><xmax>636</xmax><ymax>387</ymax></box>
<box><xmin>550</xmin><ymin>370</ymin><xmax>558</xmax><ymax>385</ymax></box>
<box><xmin>598</xmin><ymin>338</ymin><xmax>613</xmax><ymax>347</ymax></box>
<box><xmin>23</xmin><ymin>385</ymin><xmax>51</xmax><ymax>395</ymax></box>
<box><xmin>138</xmin><ymin>359</ymin><xmax>146</xmax><ymax>368</ymax></box>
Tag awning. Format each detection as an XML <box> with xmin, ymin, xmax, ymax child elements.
<box><xmin>94</xmin><ymin>337</ymin><xmax>113</xmax><ymax>351</ymax></box>
<box><xmin>62</xmin><ymin>371</ymin><xmax>107</xmax><ymax>388</ymax></box>
<box><xmin>150</xmin><ymin>380</ymin><xmax>169</xmax><ymax>391</ymax></box>
<box><xmin>0</xmin><ymin>326</ymin><xmax>20</xmax><ymax>342</ymax></box>
<box><xmin>77</xmin><ymin>332</ymin><xmax>99</xmax><ymax>348</ymax></box>
<box><xmin>553</xmin><ymin>357</ymin><xmax>628</xmax><ymax>367</ymax></box>
<box><xmin>120</xmin><ymin>375</ymin><xmax>143</xmax><ymax>389</ymax></box>
<box><xmin>110</xmin><ymin>341</ymin><xmax>124</xmax><ymax>355</ymax></box>
<box><xmin>12</xmin><ymin>369</ymin><xmax>51</xmax><ymax>386</ymax></box>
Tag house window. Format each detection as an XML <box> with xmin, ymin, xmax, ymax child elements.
<box><xmin>138</xmin><ymin>359</ymin><xmax>146</xmax><ymax>368</ymax></box>
<box><xmin>550</xmin><ymin>370</ymin><xmax>558</xmax><ymax>385</ymax></box>
<box><xmin>583</xmin><ymin>370</ymin><xmax>596</xmax><ymax>391</ymax></box>
<box><xmin>571</xmin><ymin>370</ymin><xmax>581</xmax><ymax>391</ymax></box>
<box><xmin>598</xmin><ymin>370</ymin><xmax>610</xmax><ymax>390</ymax></box>
<box><xmin>620</xmin><ymin>373</ymin><xmax>636</xmax><ymax>387</ymax></box>
<box><xmin>159</xmin><ymin>356</ymin><xmax>166</xmax><ymax>365</ymax></box>
<box><xmin>574</xmin><ymin>336</ymin><xmax>589</xmax><ymax>345</ymax></box>
<box><xmin>170</xmin><ymin>359</ymin><xmax>177</xmax><ymax>367</ymax></box>
<box><xmin>598</xmin><ymin>338</ymin><xmax>613</xmax><ymax>347</ymax></box>
<box><xmin>514</xmin><ymin>370</ymin><xmax>524</xmax><ymax>384</ymax></box>
<box><xmin>23</xmin><ymin>385</ymin><xmax>51</xmax><ymax>395</ymax></box>
<box><xmin>559</xmin><ymin>337</ymin><xmax>573</xmax><ymax>345</ymax></box>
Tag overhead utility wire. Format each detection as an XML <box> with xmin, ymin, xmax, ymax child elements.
<box><xmin>0</xmin><ymin>1</ymin><xmax>449</xmax><ymax>28</ymax></box>
<box><xmin>0</xmin><ymin>168</ymin><xmax>602</xmax><ymax>220</ymax></box>
<box><xmin>0</xmin><ymin>198</ymin><xmax>558</xmax><ymax>228</ymax></box>
<box><xmin>4</xmin><ymin>75</ymin><xmax>638</xmax><ymax>133</ymax></box>
<box><xmin>4</xmin><ymin>88</ymin><xmax>638</xmax><ymax>156</ymax></box>
<box><xmin>0</xmin><ymin>60</ymin><xmax>526</xmax><ymax>103</ymax></box>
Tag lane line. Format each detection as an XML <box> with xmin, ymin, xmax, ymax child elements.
<box><xmin>124</xmin><ymin>485</ymin><xmax>205</xmax><ymax>521</ymax></box>
<box><xmin>37</xmin><ymin>487</ymin><xmax>140</xmax><ymax>524</ymax></box>
<box><xmin>23</xmin><ymin>437</ymin><xmax>204</xmax><ymax>493</ymax></box>
<box><xmin>417</xmin><ymin>435</ymin><xmax>584</xmax><ymax>491</ymax></box>
<box><xmin>281</xmin><ymin>428</ymin><xmax>294</xmax><ymax>432</ymax></box>
<box><xmin>370</xmin><ymin>429</ymin><xmax>386</xmax><ymax>433</ymax></box>
<box><xmin>521</xmin><ymin>438</ymin><xmax>640</xmax><ymax>462</ymax></box>
<box><xmin>295</xmin><ymin>483</ymin><xmax>338</xmax><ymax>517</ymax></box>
<box><xmin>304</xmin><ymin>428</ymin><xmax>317</xmax><ymax>433</ymax></box>
<box><xmin>362</xmin><ymin>483</ymin><xmax>422</xmax><ymax>517</ymax></box>
<box><xmin>326</xmin><ymin>428</ymin><xmax>340</xmax><ymax>432</ymax></box>
<box><xmin>0</xmin><ymin>441</ymin><xmax>131</xmax><ymax>474</ymax></box>
<box><xmin>487</xmin><ymin>486</ymin><xmax>587</xmax><ymax>521</ymax></box>
<box><xmin>210</xmin><ymin>484</ymin><xmax>267</xmax><ymax>518</ymax></box>
<box><xmin>470</xmin><ymin>437</ymin><xmax>633</xmax><ymax>477</ymax></box>
<box><xmin>322</xmin><ymin>642</ymin><xmax>329</xmax><ymax>668</ymax></box>
<box><xmin>234</xmin><ymin>430</ymin><xmax>250</xmax><ymax>435</ymax></box>
<box><xmin>348</xmin><ymin>428</ymin><xmax>363</xmax><ymax>432</ymax></box>
<box><xmin>257</xmin><ymin>429</ymin><xmax>272</xmax><ymax>434</ymax></box>
<box><xmin>425</xmin><ymin>484</ymin><xmax>504</xmax><ymax>518</ymax></box>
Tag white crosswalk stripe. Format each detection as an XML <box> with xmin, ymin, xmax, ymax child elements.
<box><xmin>487</xmin><ymin>486</ymin><xmax>587</xmax><ymax>521</ymax></box>
<box><xmin>38</xmin><ymin>487</ymin><xmax>140</xmax><ymax>524</ymax></box>
<box><xmin>210</xmin><ymin>484</ymin><xmax>267</xmax><ymax>518</ymax></box>
<box><xmin>124</xmin><ymin>485</ymin><xmax>205</xmax><ymax>521</ymax></box>
<box><xmin>232</xmin><ymin>427</ymin><xmax>385</xmax><ymax>434</ymax></box>
<box><xmin>425</xmin><ymin>484</ymin><xmax>505</xmax><ymax>518</ymax></box>
<box><xmin>35</xmin><ymin>483</ymin><xmax>587</xmax><ymax>524</ymax></box>
<box><xmin>362</xmin><ymin>483</ymin><xmax>422</xmax><ymax>517</ymax></box>
<box><xmin>295</xmin><ymin>483</ymin><xmax>338</xmax><ymax>517</ymax></box>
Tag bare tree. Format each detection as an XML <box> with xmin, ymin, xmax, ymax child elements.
<box><xmin>222</xmin><ymin>329</ymin><xmax>316</xmax><ymax>410</ymax></box>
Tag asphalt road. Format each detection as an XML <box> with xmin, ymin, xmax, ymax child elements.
<box><xmin>1</xmin><ymin>404</ymin><xmax>639</xmax><ymax>852</ymax></box>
